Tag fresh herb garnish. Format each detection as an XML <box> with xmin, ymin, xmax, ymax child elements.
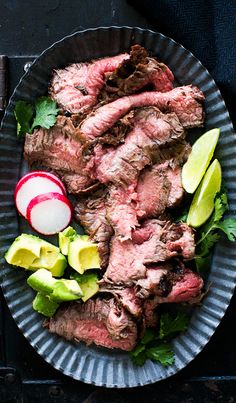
<box><xmin>159</xmin><ymin>311</ymin><xmax>189</xmax><ymax>340</ymax></box>
<box><xmin>195</xmin><ymin>191</ymin><xmax>236</xmax><ymax>271</ymax></box>
<box><xmin>14</xmin><ymin>101</ymin><xmax>34</xmax><ymax>138</ymax></box>
<box><xmin>14</xmin><ymin>97</ymin><xmax>59</xmax><ymax>138</ymax></box>
<box><xmin>130</xmin><ymin>312</ymin><xmax>189</xmax><ymax>366</ymax></box>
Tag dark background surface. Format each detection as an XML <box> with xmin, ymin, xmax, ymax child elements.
<box><xmin>0</xmin><ymin>1</ymin><xmax>236</xmax><ymax>402</ymax></box>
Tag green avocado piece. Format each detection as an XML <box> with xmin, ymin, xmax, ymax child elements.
<box><xmin>59</xmin><ymin>226</ymin><xmax>78</xmax><ymax>255</ymax></box>
<box><xmin>71</xmin><ymin>272</ymin><xmax>99</xmax><ymax>302</ymax></box>
<box><xmin>33</xmin><ymin>292</ymin><xmax>59</xmax><ymax>317</ymax></box>
<box><xmin>27</xmin><ymin>269</ymin><xmax>57</xmax><ymax>294</ymax></box>
<box><xmin>5</xmin><ymin>234</ymin><xmax>66</xmax><ymax>276</ymax></box>
<box><xmin>47</xmin><ymin>253</ymin><xmax>67</xmax><ymax>277</ymax></box>
<box><xmin>5</xmin><ymin>234</ymin><xmax>41</xmax><ymax>268</ymax></box>
<box><xmin>51</xmin><ymin>279</ymin><xmax>83</xmax><ymax>302</ymax></box>
<box><xmin>29</xmin><ymin>251</ymin><xmax>66</xmax><ymax>277</ymax></box>
<box><xmin>68</xmin><ymin>236</ymin><xmax>100</xmax><ymax>274</ymax></box>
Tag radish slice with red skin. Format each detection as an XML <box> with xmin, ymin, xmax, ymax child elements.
<box><xmin>14</xmin><ymin>171</ymin><xmax>66</xmax><ymax>218</ymax></box>
<box><xmin>26</xmin><ymin>192</ymin><xmax>72</xmax><ymax>235</ymax></box>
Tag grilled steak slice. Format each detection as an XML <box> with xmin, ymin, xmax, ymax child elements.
<box><xmin>143</xmin><ymin>297</ymin><xmax>159</xmax><ymax>327</ymax></box>
<box><xmin>155</xmin><ymin>268</ymin><xmax>204</xmax><ymax>304</ymax></box>
<box><xmin>104</xmin><ymin>220</ymin><xmax>195</xmax><ymax>285</ymax></box>
<box><xmin>49</xmin><ymin>53</ymin><xmax>129</xmax><ymax>115</ymax></box>
<box><xmin>99</xmin><ymin>282</ymin><xmax>142</xmax><ymax>317</ymax></box>
<box><xmin>136</xmin><ymin>264</ymin><xmax>171</xmax><ymax>298</ymax></box>
<box><xmin>100</xmin><ymin>112</ymin><xmax>133</xmax><ymax>146</ymax></box>
<box><xmin>101</xmin><ymin>141</ymin><xmax>190</xmax><ymax>240</ymax></box>
<box><xmin>136</xmin><ymin>163</ymin><xmax>171</xmax><ymax>220</ymax></box>
<box><xmin>141</xmin><ymin>266</ymin><xmax>203</xmax><ymax>324</ymax></box>
<box><xmin>45</xmin><ymin>298</ymin><xmax>137</xmax><ymax>351</ymax></box>
<box><xmin>102</xmin><ymin>44</ymin><xmax>174</xmax><ymax>99</ymax></box>
<box><xmin>75</xmin><ymin>187</ymin><xmax>113</xmax><ymax>268</ymax></box>
<box><xmin>95</xmin><ymin>107</ymin><xmax>185</xmax><ymax>186</ymax></box>
<box><xmin>24</xmin><ymin>115</ymin><xmax>94</xmax><ymax>194</ymax></box>
<box><xmin>136</xmin><ymin>151</ymin><xmax>189</xmax><ymax>219</ymax></box>
<box><xmin>79</xmin><ymin>85</ymin><xmax>204</xmax><ymax>141</ymax></box>
<box><xmin>166</xmin><ymin>166</ymin><xmax>184</xmax><ymax>208</ymax></box>
<box><xmin>106</xmin><ymin>184</ymin><xmax>139</xmax><ymax>241</ymax></box>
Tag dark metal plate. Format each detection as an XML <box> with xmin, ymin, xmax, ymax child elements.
<box><xmin>0</xmin><ymin>26</ymin><xmax>235</xmax><ymax>388</ymax></box>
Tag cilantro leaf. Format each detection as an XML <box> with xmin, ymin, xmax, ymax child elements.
<box><xmin>131</xmin><ymin>348</ymin><xmax>147</xmax><ymax>366</ymax></box>
<box><xmin>146</xmin><ymin>344</ymin><xmax>175</xmax><ymax>367</ymax></box>
<box><xmin>159</xmin><ymin>312</ymin><xmax>189</xmax><ymax>340</ymax></box>
<box><xmin>195</xmin><ymin>190</ymin><xmax>236</xmax><ymax>271</ymax></box>
<box><xmin>14</xmin><ymin>97</ymin><xmax>59</xmax><ymax>137</ymax></box>
<box><xmin>130</xmin><ymin>312</ymin><xmax>189</xmax><ymax>367</ymax></box>
<box><xmin>14</xmin><ymin>100</ymin><xmax>34</xmax><ymax>138</ymax></box>
<box><xmin>31</xmin><ymin>97</ymin><xmax>59</xmax><ymax>130</ymax></box>
<box><xmin>216</xmin><ymin>218</ymin><xmax>236</xmax><ymax>241</ymax></box>
<box><xmin>175</xmin><ymin>210</ymin><xmax>188</xmax><ymax>223</ymax></box>
<box><xmin>195</xmin><ymin>255</ymin><xmax>211</xmax><ymax>273</ymax></box>
<box><xmin>140</xmin><ymin>328</ymin><xmax>156</xmax><ymax>345</ymax></box>
<box><xmin>197</xmin><ymin>232</ymin><xmax>221</xmax><ymax>258</ymax></box>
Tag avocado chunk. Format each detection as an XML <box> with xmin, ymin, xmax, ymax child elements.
<box><xmin>68</xmin><ymin>236</ymin><xmax>100</xmax><ymax>274</ymax></box>
<box><xmin>59</xmin><ymin>226</ymin><xmax>78</xmax><ymax>255</ymax></box>
<box><xmin>5</xmin><ymin>234</ymin><xmax>41</xmax><ymax>268</ymax></box>
<box><xmin>71</xmin><ymin>272</ymin><xmax>99</xmax><ymax>302</ymax></box>
<box><xmin>33</xmin><ymin>292</ymin><xmax>59</xmax><ymax>317</ymax></box>
<box><xmin>27</xmin><ymin>269</ymin><xmax>57</xmax><ymax>294</ymax></box>
<box><xmin>51</xmin><ymin>279</ymin><xmax>83</xmax><ymax>302</ymax></box>
<box><xmin>5</xmin><ymin>234</ymin><xmax>66</xmax><ymax>277</ymax></box>
<box><xmin>30</xmin><ymin>252</ymin><xmax>67</xmax><ymax>277</ymax></box>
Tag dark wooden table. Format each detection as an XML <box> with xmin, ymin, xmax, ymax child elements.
<box><xmin>1</xmin><ymin>1</ymin><xmax>236</xmax><ymax>401</ymax></box>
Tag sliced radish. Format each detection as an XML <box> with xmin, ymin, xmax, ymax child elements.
<box><xmin>14</xmin><ymin>171</ymin><xmax>66</xmax><ymax>218</ymax></box>
<box><xmin>26</xmin><ymin>192</ymin><xmax>72</xmax><ymax>235</ymax></box>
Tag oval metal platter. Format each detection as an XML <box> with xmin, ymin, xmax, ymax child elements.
<box><xmin>0</xmin><ymin>26</ymin><xmax>236</xmax><ymax>388</ymax></box>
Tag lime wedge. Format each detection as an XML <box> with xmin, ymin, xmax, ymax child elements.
<box><xmin>182</xmin><ymin>128</ymin><xmax>220</xmax><ymax>193</ymax></box>
<box><xmin>187</xmin><ymin>159</ymin><xmax>222</xmax><ymax>227</ymax></box>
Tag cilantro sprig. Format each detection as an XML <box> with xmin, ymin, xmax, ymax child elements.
<box><xmin>130</xmin><ymin>312</ymin><xmax>189</xmax><ymax>366</ymax></box>
<box><xmin>14</xmin><ymin>97</ymin><xmax>59</xmax><ymax>138</ymax></box>
<box><xmin>195</xmin><ymin>191</ymin><xmax>236</xmax><ymax>271</ymax></box>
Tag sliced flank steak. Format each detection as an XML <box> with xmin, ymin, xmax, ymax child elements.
<box><xmin>101</xmin><ymin>44</ymin><xmax>174</xmax><ymax>100</ymax></box>
<box><xmin>49</xmin><ymin>53</ymin><xmax>129</xmax><ymax>115</ymax></box>
<box><xmin>78</xmin><ymin>85</ymin><xmax>204</xmax><ymax>142</ymax></box>
<box><xmin>45</xmin><ymin>298</ymin><xmax>138</xmax><ymax>351</ymax></box>
<box><xmin>95</xmin><ymin>107</ymin><xmax>185</xmax><ymax>186</ymax></box>
<box><xmin>104</xmin><ymin>219</ymin><xmax>195</xmax><ymax>285</ymax></box>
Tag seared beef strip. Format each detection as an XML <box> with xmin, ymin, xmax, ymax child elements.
<box><xmin>24</xmin><ymin>115</ymin><xmax>95</xmax><ymax>194</ymax></box>
<box><xmin>75</xmin><ymin>187</ymin><xmax>113</xmax><ymax>268</ymax></box>
<box><xmin>140</xmin><ymin>266</ymin><xmax>203</xmax><ymax>325</ymax></box>
<box><xmin>99</xmin><ymin>111</ymin><xmax>133</xmax><ymax>146</ymax></box>
<box><xmin>79</xmin><ymin>85</ymin><xmax>204</xmax><ymax>141</ymax></box>
<box><xmin>136</xmin><ymin>260</ymin><xmax>203</xmax><ymax>301</ymax></box>
<box><xmin>104</xmin><ymin>219</ymin><xmax>195</xmax><ymax>285</ymax></box>
<box><xmin>99</xmin><ymin>261</ymin><xmax>203</xmax><ymax>325</ymax></box>
<box><xmin>102</xmin><ymin>44</ymin><xmax>174</xmax><ymax>99</ymax></box>
<box><xmin>136</xmin><ymin>163</ymin><xmax>172</xmax><ymax>220</ymax></box>
<box><xmin>106</xmin><ymin>184</ymin><xmax>139</xmax><ymax>241</ymax></box>
<box><xmin>49</xmin><ymin>53</ymin><xmax>129</xmax><ymax>115</ymax></box>
<box><xmin>143</xmin><ymin>298</ymin><xmax>159</xmax><ymax>327</ymax></box>
<box><xmin>95</xmin><ymin>107</ymin><xmax>185</xmax><ymax>186</ymax></box>
<box><xmin>99</xmin><ymin>283</ymin><xmax>142</xmax><ymax>317</ymax></box>
<box><xmin>154</xmin><ymin>268</ymin><xmax>204</xmax><ymax>304</ymax></box>
<box><xmin>136</xmin><ymin>150</ymin><xmax>189</xmax><ymax>219</ymax></box>
<box><xmin>102</xmin><ymin>141</ymin><xmax>190</xmax><ymax>240</ymax></box>
<box><xmin>45</xmin><ymin>298</ymin><xmax>138</xmax><ymax>351</ymax></box>
<box><xmin>76</xmin><ymin>141</ymin><xmax>189</xmax><ymax>243</ymax></box>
